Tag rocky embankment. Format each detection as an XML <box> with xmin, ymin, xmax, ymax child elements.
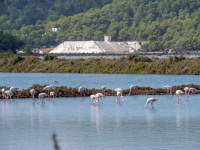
<box><xmin>0</xmin><ymin>84</ymin><xmax>200</xmax><ymax>99</ymax></box>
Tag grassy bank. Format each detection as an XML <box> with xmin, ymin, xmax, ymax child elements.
<box><xmin>0</xmin><ymin>53</ymin><xmax>200</xmax><ymax>74</ymax></box>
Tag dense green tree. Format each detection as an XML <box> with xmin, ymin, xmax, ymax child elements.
<box><xmin>0</xmin><ymin>31</ymin><xmax>24</xmax><ymax>53</ymax></box>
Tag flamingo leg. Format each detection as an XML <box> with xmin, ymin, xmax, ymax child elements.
<box><xmin>116</xmin><ymin>96</ymin><xmax>119</xmax><ymax>103</ymax></box>
<box><xmin>144</xmin><ymin>102</ymin><xmax>148</xmax><ymax>108</ymax></box>
<box><xmin>151</xmin><ymin>103</ymin><xmax>154</xmax><ymax>108</ymax></box>
<box><xmin>128</xmin><ymin>89</ymin><xmax>132</xmax><ymax>96</ymax></box>
<box><xmin>117</xmin><ymin>96</ymin><xmax>121</xmax><ymax>104</ymax></box>
<box><xmin>177</xmin><ymin>95</ymin><xmax>181</xmax><ymax>104</ymax></box>
<box><xmin>186</xmin><ymin>94</ymin><xmax>189</xmax><ymax>102</ymax></box>
<box><xmin>119</xmin><ymin>96</ymin><xmax>122</xmax><ymax>104</ymax></box>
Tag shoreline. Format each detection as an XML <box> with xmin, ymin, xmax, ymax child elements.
<box><xmin>1</xmin><ymin>53</ymin><xmax>200</xmax><ymax>74</ymax></box>
<box><xmin>1</xmin><ymin>84</ymin><xmax>199</xmax><ymax>99</ymax></box>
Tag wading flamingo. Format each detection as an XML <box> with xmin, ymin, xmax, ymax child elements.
<box><xmin>1</xmin><ymin>88</ymin><xmax>6</xmax><ymax>99</ymax></box>
<box><xmin>101</xmin><ymin>86</ymin><xmax>106</xmax><ymax>95</ymax></box>
<box><xmin>189</xmin><ymin>87</ymin><xmax>198</xmax><ymax>94</ymax></box>
<box><xmin>38</xmin><ymin>93</ymin><xmax>49</xmax><ymax>104</ymax></box>
<box><xmin>90</xmin><ymin>94</ymin><xmax>97</xmax><ymax>106</ymax></box>
<box><xmin>78</xmin><ymin>86</ymin><xmax>86</xmax><ymax>97</ymax></box>
<box><xmin>50</xmin><ymin>91</ymin><xmax>56</xmax><ymax>98</ymax></box>
<box><xmin>129</xmin><ymin>85</ymin><xmax>137</xmax><ymax>95</ymax></box>
<box><xmin>43</xmin><ymin>85</ymin><xmax>54</xmax><ymax>94</ymax></box>
<box><xmin>176</xmin><ymin>90</ymin><xmax>184</xmax><ymax>103</ymax></box>
<box><xmin>163</xmin><ymin>85</ymin><xmax>172</xmax><ymax>95</ymax></box>
<box><xmin>95</xmin><ymin>92</ymin><xmax>104</xmax><ymax>105</ymax></box>
<box><xmin>5</xmin><ymin>90</ymin><xmax>13</xmax><ymax>99</ymax></box>
<box><xmin>30</xmin><ymin>89</ymin><xmax>36</xmax><ymax>99</ymax></box>
<box><xmin>144</xmin><ymin>98</ymin><xmax>157</xmax><ymax>108</ymax></box>
<box><xmin>184</xmin><ymin>87</ymin><xmax>190</xmax><ymax>101</ymax></box>
<box><xmin>10</xmin><ymin>87</ymin><xmax>21</xmax><ymax>98</ymax></box>
<box><xmin>114</xmin><ymin>88</ymin><xmax>123</xmax><ymax>104</ymax></box>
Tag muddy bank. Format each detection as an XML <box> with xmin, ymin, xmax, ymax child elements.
<box><xmin>1</xmin><ymin>84</ymin><xmax>200</xmax><ymax>99</ymax></box>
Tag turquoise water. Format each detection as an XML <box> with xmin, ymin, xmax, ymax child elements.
<box><xmin>0</xmin><ymin>95</ymin><xmax>200</xmax><ymax>150</ymax></box>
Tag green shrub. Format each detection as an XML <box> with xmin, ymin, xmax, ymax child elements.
<box><xmin>43</xmin><ymin>55</ymin><xmax>58</xmax><ymax>61</ymax></box>
<box><xmin>12</xmin><ymin>55</ymin><xmax>24</xmax><ymax>64</ymax></box>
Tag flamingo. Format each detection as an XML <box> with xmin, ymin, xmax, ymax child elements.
<box><xmin>1</xmin><ymin>88</ymin><xmax>6</xmax><ymax>99</ymax></box>
<box><xmin>95</xmin><ymin>92</ymin><xmax>104</xmax><ymax>105</ymax></box>
<box><xmin>30</xmin><ymin>89</ymin><xmax>36</xmax><ymax>99</ymax></box>
<box><xmin>101</xmin><ymin>86</ymin><xmax>106</xmax><ymax>95</ymax></box>
<box><xmin>4</xmin><ymin>90</ymin><xmax>13</xmax><ymax>99</ymax></box>
<box><xmin>175</xmin><ymin>90</ymin><xmax>184</xmax><ymax>103</ymax></box>
<box><xmin>78</xmin><ymin>86</ymin><xmax>86</xmax><ymax>97</ymax></box>
<box><xmin>189</xmin><ymin>87</ymin><xmax>198</xmax><ymax>94</ymax></box>
<box><xmin>129</xmin><ymin>85</ymin><xmax>137</xmax><ymax>95</ymax></box>
<box><xmin>50</xmin><ymin>91</ymin><xmax>56</xmax><ymax>98</ymax></box>
<box><xmin>38</xmin><ymin>93</ymin><xmax>49</xmax><ymax>104</ymax></box>
<box><xmin>43</xmin><ymin>85</ymin><xmax>54</xmax><ymax>94</ymax></box>
<box><xmin>10</xmin><ymin>87</ymin><xmax>19</xmax><ymax>92</ymax></box>
<box><xmin>38</xmin><ymin>93</ymin><xmax>49</xmax><ymax>99</ymax></box>
<box><xmin>10</xmin><ymin>87</ymin><xmax>21</xmax><ymax>98</ymax></box>
<box><xmin>184</xmin><ymin>87</ymin><xmax>190</xmax><ymax>101</ymax></box>
<box><xmin>184</xmin><ymin>87</ymin><xmax>198</xmax><ymax>101</ymax></box>
<box><xmin>163</xmin><ymin>85</ymin><xmax>172</xmax><ymax>95</ymax></box>
<box><xmin>1</xmin><ymin>87</ymin><xmax>15</xmax><ymax>99</ymax></box>
<box><xmin>90</xmin><ymin>94</ymin><xmax>97</xmax><ymax>106</ymax></box>
<box><xmin>114</xmin><ymin>88</ymin><xmax>123</xmax><ymax>104</ymax></box>
<box><xmin>144</xmin><ymin>98</ymin><xmax>157</xmax><ymax>108</ymax></box>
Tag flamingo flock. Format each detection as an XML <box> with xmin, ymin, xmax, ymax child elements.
<box><xmin>175</xmin><ymin>87</ymin><xmax>198</xmax><ymax>103</ymax></box>
<box><xmin>1</xmin><ymin>87</ymin><xmax>21</xmax><ymax>99</ymax></box>
<box><xmin>0</xmin><ymin>84</ymin><xmax>199</xmax><ymax>108</ymax></box>
<box><xmin>90</xmin><ymin>92</ymin><xmax>104</xmax><ymax>106</ymax></box>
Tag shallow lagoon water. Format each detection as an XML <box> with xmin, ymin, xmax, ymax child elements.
<box><xmin>1</xmin><ymin>95</ymin><xmax>200</xmax><ymax>150</ymax></box>
<box><xmin>1</xmin><ymin>73</ymin><xmax>200</xmax><ymax>89</ymax></box>
<box><xmin>1</xmin><ymin>73</ymin><xmax>200</xmax><ymax>150</ymax></box>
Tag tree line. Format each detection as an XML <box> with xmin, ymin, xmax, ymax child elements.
<box><xmin>1</xmin><ymin>0</ymin><xmax>200</xmax><ymax>52</ymax></box>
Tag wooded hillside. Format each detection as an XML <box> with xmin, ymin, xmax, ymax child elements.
<box><xmin>1</xmin><ymin>0</ymin><xmax>200</xmax><ymax>52</ymax></box>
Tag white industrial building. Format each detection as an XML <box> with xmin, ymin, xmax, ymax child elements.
<box><xmin>49</xmin><ymin>36</ymin><xmax>144</xmax><ymax>54</ymax></box>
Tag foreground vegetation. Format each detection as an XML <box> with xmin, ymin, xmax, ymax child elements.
<box><xmin>0</xmin><ymin>53</ymin><xmax>200</xmax><ymax>75</ymax></box>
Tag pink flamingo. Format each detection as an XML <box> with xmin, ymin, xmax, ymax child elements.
<box><xmin>50</xmin><ymin>91</ymin><xmax>56</xmax><ymax>98</ymax></box>
<box><xmin>1</xmin><ymin>88</ymin><xmax>6</xmax><ymax>99</ymax></box>
<box><xmin>30</xmin><ymin>89</ymin><xmax>36</xmax><ymax>99</ymax></box>
<box><xmin>38</xmin><ymin>92</ymin><xmax>49</xmax><ymax>104</ymax></box>
<box><xmin>163</xmin><ymin>85</ymin><xmax>172</xmax><ymax>95</ymax></box>
<box><xmin>129</xmin><ymin>85</ymin><xmax>137</xmax><ymax>95</ymax></box>
<box><xmin>43</xmin><ymin>85</ymin><xmax>54</xmax><ymax>94</ymax></box>
<box><xmin>90</xmin><ymin>94</ymin><xmax>97</xmax><ymax>106</ymax></box>
<box><xmin>10</xmin><ymin>87</ymin><xmax>21</xmax><ymax>98</ymax></box>
<box><xmin>95</xmin><ymin>92</ymin><xmax>104</xmax><ymax>105</ymax></box>
<box><xmin>144</xmin><ymin>98</ymin><xmax>157</xmax><ymax>108</ymax></box>
<box><xmin>189</xmin><ymin>87</ymin><xmax>198</xmax><ymax>94</ymax></box>
<box><xmin>114</xmin><ymin>88</ymin><xmax>123</xmax><ymax>104</ymax></box>
<box><xmin>4</xmin><ymin>90</ymin><xmax>13</xmax><ymax>99</ymax></box>
<box><xmin>176</xmin><ymin>90</ymin><xmax>184</xmax><ymax>103</ymax></box>
<box><xmin>101</xmin><ymin>86</ymin><xmax>106</xmax><ymax>95</ymax></box>
<box><xmin>184</xmin><ymin>87</ymin><xmax>190</xmax><ymax>101</ymax></box>
<box><xmin>78</xmin><ymin>86</ymin><xmax>86</xmax><ymax>97</ymax></box>
<box><xmin>184</xmin><ymin>87</ymin><xmax>198</xmax><ymax>101</ymax></box>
